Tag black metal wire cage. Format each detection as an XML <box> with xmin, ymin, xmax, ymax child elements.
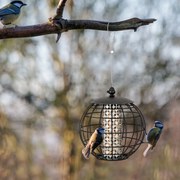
<box><xmin>79</xmin><ymin>87</ymin><xmax>146</xmax><ymax>161</ymax></box>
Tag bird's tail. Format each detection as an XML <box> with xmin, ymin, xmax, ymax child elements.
<box><xmin>143</xmin><ymin>144</ymin><xmax>153</xmax><ymax>157</ymax></box>
<box><xmin>82</xmin><ymin>145</ymin><xmax>91</xmax><ymax>159</ymax></box>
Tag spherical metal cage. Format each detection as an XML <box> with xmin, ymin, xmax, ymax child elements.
<box><xmin>79</xmin><ymin>87</ymin><xmax>146</xmax><ymax>161</ymax></box>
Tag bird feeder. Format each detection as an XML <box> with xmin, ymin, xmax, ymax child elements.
<box><xmin>79</xmin><ymin>87</ymin><xmax>146</xmax><ymax>161</ymax></box>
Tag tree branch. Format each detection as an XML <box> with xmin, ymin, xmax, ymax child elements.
<box><xmin>64</xmin><ymin>18</ymin><xmax>156</xmax><ymax>32</ymax></box>
<box><xmin>53</xmin><ymin>0</ymin><xmax>68</xmax><ymax>19</ymax></box>
<box><xmin>0</xmin><ymin>18</ymin><xmax>156</xmax><ymax>40</ymax></box>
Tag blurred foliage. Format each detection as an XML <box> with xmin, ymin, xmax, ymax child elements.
<box><xmin>0</xmin><ymin>0</ymin><xmax>180</xmax><ymax>179</ymax></box>
<box><xmin>0</xmin><ymin>111</ymin><xmax>46</xmax><ymax>179</ymax></box>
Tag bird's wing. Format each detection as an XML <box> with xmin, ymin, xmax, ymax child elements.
<box><xmin>0</xmin><ymin>5</ymin><xmax>18</xmax><ymax>16</ymax></box>
<box><xmin>91</xmin><ymin>133</ymin><xmax>103</xmax><ymax>151</ymax></box>
<box><xmin>147</xmin><ymin>127</ymin><xmax>161</xmax><ymax>147</ymax></box>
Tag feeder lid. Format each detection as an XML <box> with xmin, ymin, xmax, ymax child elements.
<box><xmin>92</xmin><ymin>87</ymin><xmax>133</xmax><ymax>105</ymax></box>
<box><xmin>92</xmin><ymin>96</ymin><xmax>133</xmax><ymax>105</ymax></box>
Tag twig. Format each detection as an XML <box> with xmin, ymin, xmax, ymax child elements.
<box><xmin>53</xmin><ymin>0</ymin><xmax>68</xmax><ymax>19</ymax></box>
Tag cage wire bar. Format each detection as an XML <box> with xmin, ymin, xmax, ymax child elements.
<box><xmin>79</xmin><ymin>87</ymin><xmax>146</xmax><ymax>161</ymax></box>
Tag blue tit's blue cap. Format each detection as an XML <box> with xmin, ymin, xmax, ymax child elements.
<box><xmin>98</xmin><ymin>127</ymin><xmax>105</xmax><ymax>130</ymax></box>
<box><xmin>155</xmin><ymin>120</ymin><xmax>164</xmax><ymax>129</ymax></box>
<box><xmin>11</xmin><ymin>1</ymin><xmax>27</xmax><ymax>6</ymax></box>
<box><xmin>97</xmin><ymin>127</ymin><xmax>105</xmax><ymax>134</ymax></box>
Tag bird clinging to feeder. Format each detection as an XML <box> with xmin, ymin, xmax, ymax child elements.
<box><xmin>143</xmin><ymin>120</ymin><xmax>164</xmax><ymax>157</ymax></box>
<box><xmin>82</xmin><ymin>127</ymin><xmax>105</xmax><ymax>159</ymax></box>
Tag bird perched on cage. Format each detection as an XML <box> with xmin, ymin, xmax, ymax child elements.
<box><xmin>82</xmin><ymin>127</ymin><xmax>105</xmax><ymax>159</ymax></box>
<box><xmin>143</xmin><ymin>120</ymin><xmax>163</xmax><ymax>157</ymax></box>
<box><xmin>0</xmin><ymin>1</ymin><xmax>27</xmax><ymax>26</ymax></box>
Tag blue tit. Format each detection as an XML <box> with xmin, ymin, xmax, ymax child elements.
<box><xmin>143</xmin><ymin>120</ymin><xmax>163</xmax><ymax>157</ymax></box>
<box><xmin>82</xmin><ymin>127</ymin><xmax>104</xmax><ymax>159</ymax></box>
<box><xmin>0</xmin><ymin>1</ymin><xmax>27</xmax><ymax>26</ymax></box>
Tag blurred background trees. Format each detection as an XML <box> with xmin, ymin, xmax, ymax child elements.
<box><xmin>0</xmin><ymin>0</ymin><xmax>179</xmax><ymax>179</ymax></box>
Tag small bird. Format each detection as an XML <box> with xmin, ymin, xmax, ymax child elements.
<box><xmin>0</xmin><ymin>1</ymin><xmax>27</xmax><ymax>26</ymax></box>
<box><xmin>82</xmin><ymin>127</ymin><xmax>105</xmax><ymax>159</ymax></box>
<box><xmin>143</xmin><ymin>120</ymin><xmax>164</xmax><ymax>157</ymax></box>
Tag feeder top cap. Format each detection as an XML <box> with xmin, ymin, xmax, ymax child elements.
<box><xmin>107</xmin><ymin>87</ymin><xmax>116</xmax><ymax>97</ymax></box>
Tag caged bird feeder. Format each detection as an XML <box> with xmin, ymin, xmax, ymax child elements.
<box><xmin>79</xmin><ymin>87</ymin><xmax>146</xmax><ymax>161</ymax></box>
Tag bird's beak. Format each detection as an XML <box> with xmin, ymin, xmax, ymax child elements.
<box><xmin>23</xmin><ymin>3</ymin><xmax>27</xmax><ymax>6</ymax></box>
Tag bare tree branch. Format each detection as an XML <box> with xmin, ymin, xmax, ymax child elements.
<box><xmin>64</xmin><ymin>18</ymin><xmax>156</xmax><ymax>31</ymax></box>
<box><xmin>53</xmin><ymin>0</ymin><xmax>68</xmax><ymax>19</ymax></box>
<box><xmin>0</xmin><ymin>18</ymin><xmax>156</xmax><ymax>40</ymax></box>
